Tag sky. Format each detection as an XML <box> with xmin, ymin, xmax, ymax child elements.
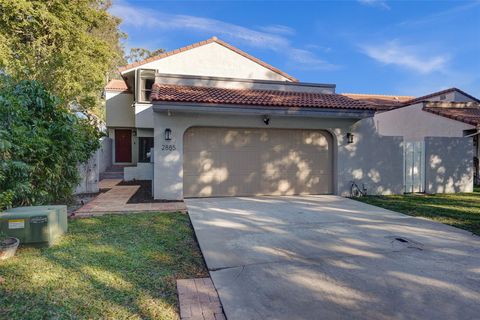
<box><xmin>110</xmin><ymin>0</ymin><xmax>480</xmax><ymax>97</ymax></box>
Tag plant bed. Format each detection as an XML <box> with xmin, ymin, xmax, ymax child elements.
<box><xmin>119</xmin><ymin>180</ymin><xmax>183</xmax><ymax>203</ymax></box>
<box><xmin>0</xmin><ymin>237</ymin><xmax>20</xmax><ymax>260</ymax></box>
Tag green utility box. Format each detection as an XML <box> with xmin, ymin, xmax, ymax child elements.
<box><xmin>0</xmin><ymin>205</ymin><xmax>68</xmax><ymax>246</ymax></box>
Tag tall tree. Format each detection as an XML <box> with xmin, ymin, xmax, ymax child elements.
<box><xmin>126</xmin><ymin>47</ymin><xmax>166</xmax><ymax>64</ymax></box>
<box><xmin>0</xmin><ymin>0</ymin><xmax>125</xmax><ymax>115</ymax></box>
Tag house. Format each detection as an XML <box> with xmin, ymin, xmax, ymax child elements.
<box><xmin>374</xmin><ymin>88</ymin><xmax>480</xmax><ymax>192</ymax></box>
<box><xmin>104</xmin><ymin>37</ymin><xmax>478</xmax><ymax>200</ymax></box>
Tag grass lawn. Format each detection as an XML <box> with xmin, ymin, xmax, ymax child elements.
<box><xmin>0</xmin><ymin>212</ymin><xmax>207</xmax><ymax>319</ymax></box>
<box><xmin>354</xmin><ymin>188</ymin><xmax>480</xmax><ymax>236</ymax></box>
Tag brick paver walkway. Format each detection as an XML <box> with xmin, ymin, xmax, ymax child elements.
<box><xmin>99</xmin><ymin>178</ymin><xmax>122</xmax><ymax>190</ymax></box>
<box><xmin>177</xmin><ymin>278</ymin><xmax>225</xmax><ymax>320</ymax></box>
<box><xmin>74</xmin><ymin>181</ymin><xmax>186</xmax><ymax>217</ymax></box>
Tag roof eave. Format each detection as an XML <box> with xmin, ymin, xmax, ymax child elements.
<box><xmin>152</xmin><ymin>101</ymin><xmax>375</xmax><ymax>119</ymax></box>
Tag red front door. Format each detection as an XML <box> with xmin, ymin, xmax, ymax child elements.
<box><xmin>115</xmin><ymin>129</ymin><xmax>132</xmax><ymax>163</ymax></box>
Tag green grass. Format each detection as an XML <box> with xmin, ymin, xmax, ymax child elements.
<box><xmin>0</xmin><ymin>212</ymin><xmax>207</xmax><ymax>319</ymax></box>
<box><xmin>354</xmin><ymin>187</ymin><xmax>480</xmax><ymax>236</ymax></box>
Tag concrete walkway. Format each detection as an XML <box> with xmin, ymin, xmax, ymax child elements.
<box><xmin>74</xmin><ymin>179</ymin><xmax>186</xmax><ymax>217</ymax></box>
<box><xmin>186</xmin><ymin>195</ymin><xmax>480</xmax><ymax>320</ymax></box>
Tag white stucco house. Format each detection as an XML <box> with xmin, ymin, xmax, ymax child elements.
<box><xmin>104</xmin><ymin>37</ymin><xmax>480</xmax><ymax>200</ymax></box>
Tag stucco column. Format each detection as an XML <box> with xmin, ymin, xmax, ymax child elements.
<box><xmin>153</xmin><ymin>113</ymin><xmax>186</xmax><ymax>200</ymax></box>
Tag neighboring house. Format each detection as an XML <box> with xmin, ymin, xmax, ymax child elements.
<box><xmin>105</xmin><ymin>37</ymin><xmax>479</xmax><ymax>200</ymax></box>
<box><xmin>374</xmin><ymin>88</ymin><xmax>480</xmax><ymax>192</ymax></box>
<box><xmin>342</xmin><ymin>93</ymin><xmax>415</xmax><ymax>110</ymax></box>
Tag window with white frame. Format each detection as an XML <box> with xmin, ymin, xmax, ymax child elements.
<box><xmin>137</xmin><ymin>69</ymin><xmax>155</xmax><ymax>103</ymax></box>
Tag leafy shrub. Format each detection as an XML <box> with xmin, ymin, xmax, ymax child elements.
<box><xmin>0</xmin><ymin>76</ymin><xmax>101</xmax><ymax>209</ymax></box>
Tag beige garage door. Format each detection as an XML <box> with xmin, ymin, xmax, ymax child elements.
<box><xmin>183</xmin><ymin>127</ymin><xmax>333</xmax><ymax>197</ymax></box>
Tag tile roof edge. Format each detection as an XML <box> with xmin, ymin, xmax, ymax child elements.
<box><xmin>404</xmin><ymin>88</ymin><xmax>480</xmax><ymax>105</ymax></box>
<box><xmin>105</xmin><ymin>79</ymin><xmax>130</xmax><ymax>93</ymax></box>
<box><xmin>423</xmin><ymin>106</ymin><xmax>479</xmax><ymax>126</ymax></box>
<box><xmin>342</xmin><ymin>93</ymin><xmax>415</xmax><ymax>99</ymax></box>
<box><xmin>150</xmin><ymin>83</ymin><xmax>377</xmax><ymax>110</ymax></box>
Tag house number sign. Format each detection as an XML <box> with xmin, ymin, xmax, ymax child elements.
<box><xmin>161</xmin><ymin>144</ymin><xmax>176</xmax><ymax>151</ymax></box>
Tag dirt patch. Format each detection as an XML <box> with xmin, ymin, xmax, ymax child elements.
<box><xmin>119</xmin><ymin>180</ymin><xmax>183</xmax><ymax>203</ymax></box>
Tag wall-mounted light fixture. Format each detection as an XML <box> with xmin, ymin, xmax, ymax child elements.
<box><xmin>346</xmin><ymin>132</ymin><xmax>354</xmax><ymax>144</ymax></box>
<box><xmin>263</xmin><ymin>115</ymin><xmax>270</xmax><ymax>125</ymax></box>
<box><xmin>132</xmin><ymin>130</ymin><xmax>137</xmax><ymax>137</ymax></box>
<box><xmin>164</xmin><ymin>128</ymin><xmax>172</xmax><ymax>141</ymax></box>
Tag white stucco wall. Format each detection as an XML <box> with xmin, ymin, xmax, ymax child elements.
<box><xmin>453</xmin><ymin>91</ymin><xmax>478</xmax><ymax>102</ymax></box>
<box><xmin>106</xmin><ymin>91</ymin><xmax>135</xmax><ymax>128</ymax></box>
<box><xmin>98</xmin><ymin>137</ymin><xmax>112</xmax><ymax>174</ymax></box>
<box><xmin>76</xmin><ymin>137</ymin><xmax>115</xmax><ymax>193</ymax></box>
<box><xmin>122</xmin><ymin>42</ymin><xmax>291</xmax><ymax>81</ymax></box>
<box><xmin>153</xmin><ymin>111</ymin><xmax>404</xmax><ymax>200</ymax></box>
<box><xmin>75</xmin><ymin>156</ymin><xmax>99</xmax><ymax>195</ymax></box>
<box><xmin>425</xmin><ymin>137</ymin><xmax>473</xmax><ymax>193</ymax></box>
<box><xmin>337</xmin><ymin>118</ymin><xmax>404</xmax><ymax>196</ymax></box>
<box><xmin>124</xmin><ymin>163</ymin><xmax>154</xmax><ymax>181</ymax></box>
<box><xmin>410</xmin><ymin>90</ymin><xmax>476</xmax><ymax>103</ymax></box>
<box><xmin>375</xmin><ymin>103</ymin><xmax>473</xmax><ymax>141</ymax></box>
<box><xmin>135</xmin><ymin>104</ymin><xmax>154</xmax><ymax>128</ymax></box>
<box><xmin>137</xmin><ymin>128</ymin><xmax>154</xmax><ymax>137</ymax></box>
<box><xmin>425</xmin><ymin>91</ymin><xmax>456</xmax><ymax>102</ymax></box>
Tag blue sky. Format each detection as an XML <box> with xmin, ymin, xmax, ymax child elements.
<box><xmin>111</xmin><ymin>0</ymin><xmax>480</xmax><ymax>97</ymax></box>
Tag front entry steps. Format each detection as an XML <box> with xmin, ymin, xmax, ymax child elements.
<box><xmin>100</xmin><ymin>165</ymin><xmax>132</xmax><ymax>180</ymax></box>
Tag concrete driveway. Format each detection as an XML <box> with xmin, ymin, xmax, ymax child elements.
<box><xmin>186</xmin><ymin>195</ymin><xmax>480</xmax><ymax>320</ymax></box>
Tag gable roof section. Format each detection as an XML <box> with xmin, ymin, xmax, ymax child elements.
<box><xmin>118</xmin><ymin>37</ymin><xmax>298</xmax><ymax>82</ymax></box>
<box><xmin>404</xmin><ymin>87</ymin><xmax>480</xmax><ymax>105</ymax></box>
<box><xmin>151</xmin><ymin>83</ymin><xmax>374</xmax><ymax>110</ymax></box>
<box><xmin>342</xmin><ymin>93</ymin><xmax>415</xmax><ymax>110</ymax></box>
<box><xmin>105</xmin><ymin>79</ymin><xmax>130</xmax><ymax>92</ymax></box>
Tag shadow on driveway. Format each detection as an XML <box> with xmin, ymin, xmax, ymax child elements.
<box><xmin>186</xmin><ymin>195</ymin><xmax>480</xmax><ymax>320</ymax></box>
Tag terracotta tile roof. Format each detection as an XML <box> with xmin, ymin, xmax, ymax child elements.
<box><xmin>423</xmin><ymin>105</ymin><xmax>480</xmax><ymax>126</ymax></box>
<box><xmin>105</xmin><ymin>79</ymin><xmax>129</xmax><ymax>92</ymax></box>
<box><xmin>405</xmin><ymin>87</ymin><xmax>480</xmax><ymax>105</ymax></box>
<box><xmin>151</xmin><ymin>84</ymin><xmax>376</xmax><ymax>110</ymax></box>
<box><xmin>342</xmin><ymin>93</ymin><xmax>415</xmax><ymax>110</ymax></box>
<box><xmin>118</xmin><ymin>37</ymin><xmax>298</xmax><ymax>82</ymax></box>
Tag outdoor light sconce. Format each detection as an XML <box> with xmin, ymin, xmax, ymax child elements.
<box><xmin>263</xmin><ymin>115</ymin><xmax>270</xmax><ymax>125</ymax></box>
<box><xmin>346</xmin><ymin>132</ymin><xmax>354</xmax><ymax>144</ymax></box>
<box><xmin>164</xmin><ymin>128</ymin><xmax>172</xmax><ymax>141</ymax></box>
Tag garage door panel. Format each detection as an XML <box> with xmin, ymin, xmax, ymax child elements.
<box><xmin>183</xmin><ymin>128</ymin><xmax>333</xmax><ymax>197</ymax></box>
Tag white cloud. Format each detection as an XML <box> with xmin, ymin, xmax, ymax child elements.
<box><xmin>398</xmin><ymin>1</ymin><xmax>480</xmax><ymax>27</ymax></box>
<box><xmin>110</xmin><ymin>2</ymin><xmax>336</xmax><ymax>70</ymax></box>
<box><xmin>360</xmin><ymin>40</ymin><xmax>449</xmax><ymax>74</ymax></box>
<box><xmin>358</xmin><ymin>0</ymin><xmax>390</xmax><ymax>10</ymax></box>
<box><xmin>289</xmin><ymin>49</ymin><xmax>337</xmax><ymax>70</ymax></box>
<box><xmin>258</xmin><ymin>24</ymin><xmax>295</xmax><ymax>36</ymax></box>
